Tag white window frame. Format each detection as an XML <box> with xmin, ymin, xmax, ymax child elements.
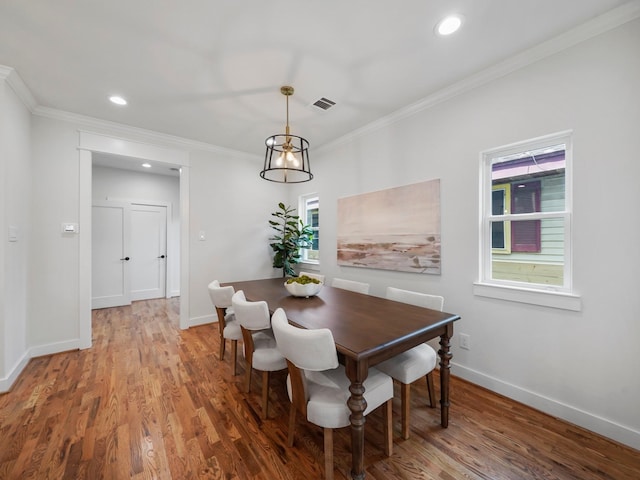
<box><xmin>474</xmin><ymin>130</ymin><xmax>581</xmax><ymax>311</ymax></box>
<box><xmin>299</xmin><ymin>193</ymin><xmax>319</xmax><ymax>264</ymax></box>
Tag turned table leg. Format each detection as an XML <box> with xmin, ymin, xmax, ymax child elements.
<box><xmin>438</xmin><ymin>324</ymin><xmax>453</xmax><ymax>428</ymax></box>
<box><xmin>345</xmin><ymin>358</ymin><xmax>368</xmax><ymax>480</ymax></box>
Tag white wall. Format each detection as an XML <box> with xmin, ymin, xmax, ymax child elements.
<box><xmin>288</xmin><ymin>19</ymin><xmax>640</xmax><ymax>448</ymax></box>
<box><xmin>0</xmin><ymin>73</ymin><xmax>31</xmax><ymax>390</ymax></box>
<box><xmin>187</xmin><ymin>148</ymin><xmax>283</xmax><ymax>326</ymax></box>
<box><xmin>92</xmin><ymin>165</ymin><xmax>181</xmax><ymax>296</ymax></box>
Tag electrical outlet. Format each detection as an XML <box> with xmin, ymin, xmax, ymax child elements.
<box><xmin>459</xmin><ymin>333</ymin><xmax>471</xmax><ymax>350</ymax></box>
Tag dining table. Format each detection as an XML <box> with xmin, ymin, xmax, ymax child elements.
<box><xmin>224</xmin><ymin>277</ymin><xmax>460</xmax><ymax>480</ymax></box>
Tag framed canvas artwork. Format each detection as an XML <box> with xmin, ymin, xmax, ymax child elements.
<box><xmin>337</xmin><ymin>179</ymin><xmax>441</xmax><ymax>274</ymax></box>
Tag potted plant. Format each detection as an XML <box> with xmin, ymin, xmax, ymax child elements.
<box><xmin>269</xmin><ymin>202</ymin><xmax>313</xmax><ymax>277</ymax></box>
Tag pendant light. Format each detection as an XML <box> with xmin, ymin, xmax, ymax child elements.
<box><xmin>261</xmin><ymin>86</ymin><xmax>312</xmax><ymax>183</ymax></box>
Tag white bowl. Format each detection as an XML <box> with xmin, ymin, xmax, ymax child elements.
<box><xmin>284</xmin><ymin>280</ymin><xmax>323</xmax><ymax>298</ymax></box>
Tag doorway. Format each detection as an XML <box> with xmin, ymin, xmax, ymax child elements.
<box><xmin>78</xmin><ymin>132</ymin><xmax>190</xmax><ymax>349</ymax></box>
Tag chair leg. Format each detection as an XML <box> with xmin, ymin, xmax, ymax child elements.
<box><xmin>287</xmin><ymin>405</ymin><xmax>297</xmax><ymax>447</ymax></box>
<box><xmin>401</xmin><ymin>382</ymin><xmax>411</xmax><ymax>440</ymax></box>
<box><xmin>231</xmin><ymin>340</ymin><xmax>238</xmax><ymax>376</ymax></box>
<box><xmin>245</xmin><ymin>362</ymin><xmax>252</xmax><ymax>393</ymax></box>
<box><xmin>426</xmin><ymin>371</ymin><xmax>436</xmax><ymax>408</ymax></box>
<box><xmin>261</xmin><ymin>370</ymin><xmax>270</xmax><ymax>419</ymax></box>
<box><xmin>323</xmin><ymin>427</ymin><xmax>334</xmax><ymax>480</ymax></box>
<box><xmin>219</xmin><ymin>334</ymin><xmax>226</xmax><ymax>360</ymax></box>
<box><xmin>383</xmin><ymin>399</ymin><xmax>393</xmax><ymax>456</ymax></box>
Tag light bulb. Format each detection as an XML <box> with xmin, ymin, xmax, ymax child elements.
<box><xmin>275</xmin><ymin>152</ymin><xmax>285</xmax><ymax>167</ymax></box>
<box><xmin>285</xmin><ymin>150</ymin><xmax>299</xmax><ymax>167</ymax></box>
<box><xmin>109</xmin><ymin>95</ymin><xmax>127</xmax><ymax>105</ymax></box>
<box><xmin>436</xmin><ymin>15</ymin><xmax>462</xmax><ymax>36</ymax></box>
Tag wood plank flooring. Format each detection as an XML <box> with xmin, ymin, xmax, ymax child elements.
<box><xmin>1</xmin><ymin>298</ymin><xmax>638</xmax><ymax>479</ymax></box>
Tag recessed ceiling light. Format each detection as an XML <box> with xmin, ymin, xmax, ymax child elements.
<box><xmin>109</xmin><ymin>95</ymin><xmax>127</xmax><ymax>106</ymax></box>
<box><xmin>436</xmin><ymin>15</ymin><xmax>463</xmax><ymax>36</ymax></box>
<box><xmin>142</xmin><ymin>163</ymin><xmax>151</xmax><ymax>168</ymax></box>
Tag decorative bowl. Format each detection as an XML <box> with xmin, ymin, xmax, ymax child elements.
<box><xmin>284</xmin><ymin>280</ymin><xmax>323</xmax><ymax>298</ymax></box>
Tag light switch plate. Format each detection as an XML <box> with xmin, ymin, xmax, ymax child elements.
<box><xmin>8</xmin><ymin>225</ymin><xmax>18</xmax><ymax>242</ymax></box>
<box><xmin>62</xmin><ymin>223</ymin><xmax>79</xmax><ymax>234</ymax></box>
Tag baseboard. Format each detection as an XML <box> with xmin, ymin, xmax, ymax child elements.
<box><xmin>451</xmin><ymin>362</ymin><xmax>640</xmax><ymax>451</ymax></box>
<box><xmin>28</xmin><ymin>339</ymin><xmax>82</xmax><ymax>358</ymax></box>
<box><xmin>1</xmin><ymin>339</ymin><xmax>84</xmax><ymax>393</ymax></box>
<box><xmin>170</xmin><ymin>289</ymin><xmax>180</xmax><ymax>298</ymax></box>
<box><xmin>187</xmin><ymin>314</ymin><xmax>216</xmax><ymax>328</ymax></box>
<box><xmin>0</xmin><ymin>351</ymin><xmax>30</xmax><ymax>393</ymax></box>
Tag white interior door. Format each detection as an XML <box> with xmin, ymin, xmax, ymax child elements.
<box><xmin>92</xmin><ymin>201</ymin><xmax>131</xmax><ymax>308</ymax></box>
<box><xmin>130</xmin><ymin>204</ymin><xmax>167</xmax><ymax>301</ymax></box>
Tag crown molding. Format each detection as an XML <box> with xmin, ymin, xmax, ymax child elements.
<box><xmin>33</xmin><ymin>105</ymin><xmax>259</xmax><ymax>160</ymax></box>
<box><xmin>318</xmin><ymin>0</ymin><xmax>640</xmax><ymax>154</ymax></box>
<box><xmin>0</xmin><ymin>64</ymin><xmax>11</xmax><ymax>80</ymax></box>
<box><xmin>0</xmin><ymin>65</ymin><xmax>38</xmax><ymax>111</ymax></box>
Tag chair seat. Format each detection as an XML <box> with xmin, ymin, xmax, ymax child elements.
<box><xmin>223</xmin><ymin>316</ymin><xmax>243</xmax><ymax>340</ymax></box>
<box><xmin>286</xmin><ymin>366</ymin><xmax>393</xmax><ymax>429</ymax></box>
<box><xmin>251</xmin><ymin>331</ymin><xmax>287</xmax><ymax>371</ymax></box>
<box><xmin>376</xmin><ymin>343</ymin><xmax>437</xmax><ymax>384</ymax></box>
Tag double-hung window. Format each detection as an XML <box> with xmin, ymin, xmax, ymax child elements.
<box><xmin>299</xmin><ymin>193</ymin><xmax>319</xmax><ymax>263</ymax></box>
<box><xmin>476</xmin><ymin>131</ymin><xmax>580</xmax><ymax>310</ymax></box>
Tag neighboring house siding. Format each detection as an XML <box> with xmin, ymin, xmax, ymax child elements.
<box><xmin>499</xmin><ymin>173</ymin><xmax>565</xmax><ymax>264</ymax></box>
<box><xmin>493</xmin><ymin>173</ymin><xmax>565</xmax><ymax>285</ymax></box>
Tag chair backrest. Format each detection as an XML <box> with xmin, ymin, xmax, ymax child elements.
<box><xmin>331</xmin><ymin>278</ymin><xmax>370</xmax><ymax>294</ymax></box>
<box><xmin>386</xmin><ymin>286</ymin><xmax>444</xmax><ymax>311</ymax></box>
<box><xmin>272</xmin><ymin>308</ymin><xmax>338</xmax><ymax>371</ymax></box>
<box><xmin>231</xmin><ymin>290</ymin><xmax>271</xmax><ymax>330</ymax></box>
<box><xmin>298</xmin><ymin>271</ymin><xmax>326</xmax><ymax>283</ymax></box>
<box><xmin>208</xmin><ymin>280</ymin><xmax>234</xmax><ymax>309</ymax></box>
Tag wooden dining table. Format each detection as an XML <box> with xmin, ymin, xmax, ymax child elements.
<box><xmin>225</xmin><ymin>277</ymin><xmax>460</xmax><ymax>480</ymax></box>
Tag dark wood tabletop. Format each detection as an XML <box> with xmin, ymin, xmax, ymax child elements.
<box><xmin>225</xmin><ymin>277</ymin><xmax>460</xmax><ymax>480</ymax></box>
<box><xmin>227</xmin><ymin>277</ymin><xmax>458</xmax><ymax>365</ymax></box>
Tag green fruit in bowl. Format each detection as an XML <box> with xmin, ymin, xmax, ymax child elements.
<box><xmin>286</xmin><ymin>275</ymin><xmax>320</xmax><ymax>285</ymax></box>
<box><xmin>284</xmin><ymin>275</ymin><xmax>323</xmax><ymax>297</ymax></box>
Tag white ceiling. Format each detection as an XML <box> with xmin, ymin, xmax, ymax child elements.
<box><xmin>0</xmin><ymin>1</ymin><xmax>631</xmax><ymax>158</ymax></box>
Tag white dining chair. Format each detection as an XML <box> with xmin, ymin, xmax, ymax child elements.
<box><xmin>231</xmin><ymin>290</ymin><xmax>287</xmax><ymax>419</ymax></box>
<box><xmin>207</xmin><ymin>280</ymin><xmax>242</xmax><ymax>375</ymax></box>
<box><xmin>376</xmin><ymin>286</ymin><xmax>444</xmax><ymax>439</ymax></box>
<box><xmin>298</xmin><ymin>271</ymin><xmax>326</xmax><ymax>283</ymax></box>
<box><xmin>331</xmin><ymin>277</ymin><xmax>370</xmax><ymax>294</ymax></box>
<box><xmin>271</xmin><ymin>308</ymin><xmax>393</xmax><ymax>480</ymax></box>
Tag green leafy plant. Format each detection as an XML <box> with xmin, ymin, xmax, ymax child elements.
<box><xmin>269</xmin><ymin>202</ymin><xmax>313</xmax><ymax>277</ymax></box>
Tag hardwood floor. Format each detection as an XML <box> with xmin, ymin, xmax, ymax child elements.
<box><xmin>1</xmin><ymin>298</ymin><xmax>638</xmax><ymax>479</ymax></box>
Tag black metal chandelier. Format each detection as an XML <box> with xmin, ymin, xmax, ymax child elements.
<box><xmin>260</xmin><ymin>86</ymin><xmax>313</xmax><ymax>183</ymax></box>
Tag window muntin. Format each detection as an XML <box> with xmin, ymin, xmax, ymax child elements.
<box><xmin>481</xmin><ymin>132</ymin><xmax>572</xmax><ymax>292</ymax></box>
<box><xmin>300</xmin><ymin>194</ymin><xmax>319</xmax><ymax>262</ymax></box>
<box><xmin>491</xmin><ymin>184</ymin><xmax>511</xmax><ymax>253</ymax></box>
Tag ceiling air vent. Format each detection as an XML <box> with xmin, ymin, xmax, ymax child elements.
<box><xmin>312</xmin><ymin>97</ymin><xmax>336</xmax><ymax>111</ymax></box>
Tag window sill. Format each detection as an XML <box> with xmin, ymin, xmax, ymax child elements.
<box><xmin>473</xmin><ymin>282</ymin><xmax>581</xmax><ymax>311</ymax></box>
<box><xmin>300</xmin><ymin>260</ymin><xmax>320</xmax><ymax>267</ymax></box>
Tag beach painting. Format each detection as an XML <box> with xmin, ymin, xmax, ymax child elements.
<box><xmin>337</xmin><ymin>179</ymin><xmax>441</xmax><ymax>274</ymax></box>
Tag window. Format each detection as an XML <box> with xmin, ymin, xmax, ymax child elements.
<box><xmin>477</xmin><ymin>131</ymin><xmax>579</xmax><ymax>310</ymax></box>
<box><xmin>300</xmin><ymin>194</ymin><xmax>319</xmax><ymax>263</ymax></box>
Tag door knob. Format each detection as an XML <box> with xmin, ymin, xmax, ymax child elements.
<box><xmin>120</xmin><ymin>256</ymin><xmax>130</xmax><ymax>261</ymax></box>
<box><xmin>158</xmin><ymin>254</ymin><xmax>166</xmax><ymax>259</ymax></box>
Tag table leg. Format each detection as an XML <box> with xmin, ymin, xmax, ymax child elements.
<box><xmin>438</xmin><ymin>324</ymin><xmax>453</xmax><ymax>428</ymax></box>
<box><xmin>345</xmin><ymin>358</ymin><xmax>368</xmax><ymax>480</ymax></box>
